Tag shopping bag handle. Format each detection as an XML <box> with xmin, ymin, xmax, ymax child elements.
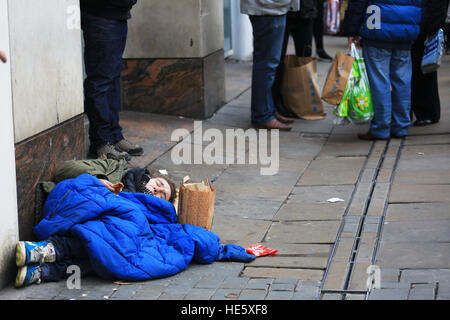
<box><xmin>350</xmin><ymin>43</ymin><xmax>361</xmax><ymax>59</ymax></box>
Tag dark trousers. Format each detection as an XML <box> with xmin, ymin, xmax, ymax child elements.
<box><xmin>40</xmin><ymin>236</ymin><xmax>93</xmax><ymax>282</ymax></box>
<box><xmin>272</xmin><ymin>12</ymin><xmax>314</xmax><ymax>115</ymax></box>
<box><xmin>411</xmin><ymin>33</ymin><xmax>441</xmax><ymax>122</ymax></box>
<box><xmin>81</xmin><ymin>12</ymin><xmax>127</xmax><ymax>149</ymax></box>
<box><xmin>313</xmin><ymin>0</ymin><xmax>325</xmax><ymax>51</ymax></box>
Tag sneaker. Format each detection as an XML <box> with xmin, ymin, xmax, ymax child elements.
<box><xmin>15</xmin><ymin>265</ymin><xmax>41</xmax><ymax>288</ymax></box>
<box><xmin>16</xmin><ymin>241</ymin><xmax>56</xmax><ymax>267</ymax></box>
<box><xmin>316</xmin><ymin>49</ymin><xmax>333</xmax><ymax>62</ymax></box>
<box><xmin>115</xmin><ymin>139</ymin><xmax>144</xmax><ymax>156</ymax></box>
<box><xmin>96</xmin><ymin>143</ymin><xmax>131</xmax><ymax>161</ymax></box>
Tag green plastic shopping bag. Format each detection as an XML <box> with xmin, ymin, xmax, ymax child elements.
<box><xmin>334</xmin><ymin>43</ymin><xmax>373</xmax><ymax>124</ymax></box>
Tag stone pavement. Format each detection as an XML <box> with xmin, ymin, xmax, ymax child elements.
<box><xmin>0</xmin><ymin>36</ymin><xmax>449</xmax><ymax>301</ymax></box>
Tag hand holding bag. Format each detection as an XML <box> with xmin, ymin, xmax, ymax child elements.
<box><xmin>334</xmin><ymin>43</ymin><xmax>374</xmax><ymax>124</ymax></box>
<box><xmin>322</xmin><ymin>51</ymin><xmax>354</xmax><ymax>105</ymax></box>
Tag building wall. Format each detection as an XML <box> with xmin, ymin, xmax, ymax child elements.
<box><xmin>0</xmin><ymin>0</ymin><xmax>19</xmax><ymax>290</ymax></box>
<box><xmin>8</xmin><ymin>0</ymin><xmax>84</xmax><ymax>143</ymax></box>
<box><xmin>9</xmin><ymin>0</ymin><xmax>87</xmax><ymax>241</ymax></box>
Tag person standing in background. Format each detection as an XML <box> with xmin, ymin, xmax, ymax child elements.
<box><xmin>411</xmin><ymin>0</ymin><xmax>449</xmax><ymax>126</ymax></box>
<box><xmin>81</xmin><ymin>0</ymin><xmax>143</xmax><ymax>161</ymax></box>
<box><xmin>240</xmin><ymin>0</ymin><xmax>300</xmax><ymax>131</ymax></box>
<box><xmin>272</xmin><ymin>0</ymin><xmax>318</xmax><ymax>117</ymax></box>
<box><xmin>344</xmin><ymin>0</ymin><xmax>423</xmax><ymax>140</ymax></box>
<box><xmin>313</xmin><ymin>0</ymin><xmax>333</xmax><ymax>61</ymax></box>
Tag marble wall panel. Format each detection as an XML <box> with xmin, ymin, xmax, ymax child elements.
<box><xmin>122</xmin><ymin>50</ymin><xmax>225</xmax><ymax>119</ymax></box>
<box><xmin>15</xmin><ymin>115</ymin><xmax>86</xmax><ymax>240</ymax></box>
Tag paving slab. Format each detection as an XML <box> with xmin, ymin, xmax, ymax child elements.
<box><xmin>400</xmin><ymin>269</ymin><xmax>450</xmax><ymax>283</ymax></box>
<box><xmin>246</xmin><ymin>256</ymin><xmax>327</xmax><ymax>269</ymax></box>
<box><xmin>214</xmin><ymin>195</ymin><xmax>282</xmax><ymax>220</ymax></box>
<box><xmin>408</xmin><ymin>284</ymin><xmax>436</xmax><ymax>300</ymax></box>
<box><xmin>376</xmin><ymin>242</ymin><xmax>450</xmax><ymax>269</ymax></box>
<box><xmin>266</xmin><ymin>290</ymin><xmax>294</xmax><ymax>300</ymax></box>
<box><xmin>322</xmin><ymin>261</ymin><xmax>349</xmax><ymax>290</ymax></box>
<box><xmin>213</xmin><ymin>168</ymin><xmax>300</xmax><ymax>200</ymax></box>
<box><xmin>297</xmin><ymin>157</ymin><xmax>365</xmax><ymax>186</ymax></box>
<box><xmin>237</xmin><ymin>289</ymin><xmax>267</xmax><ymax>300</ymax></box>
<box><xmin>348</xmin><ymin>262</ymin><xmax>371</xmax><ymax>291</ymax></box>
<box><xmin>400</xmin><ymin>144</ymin><xmax>450</xmax><ymax>158</ymax></box>
<box><xmin>368</xmin><ymin>288</ymin><xmax>409</xmax><ymax>300</ymax></box>
<box><xmin>380</xmin><ymin>220</ymin><xmax>450</xmax><ymax>243</ymax></box>
<box><xmin>332</xmin><ymin>237</ymin><xmax>355</xmax><ymax>262</ymax></box>
<box><xmin>389</xmin><ymin>184</ymin><xmax>450</xmax><ymax>203</ymax></box>
<box><xmin>273</xmin><ymin>202</ymin><xmax>346</xmax><ymax>221</ymax></box>
<box><xmin>316</xmin><ymin>139</ymin><xmax>372</xmax><ymax>159</ymax></box>
<box><xmin>394</xmin><ymin>169</ymin><xmax>450</xmax><ymax>185</ymax></box>
<box><xmin>241</xmin><ymin>267</ymin><xmax>324</xmax><ymax>280</ymax></box>
<box><xmin>257</xmin><ymin>241</ymin><xmax>331</xmax><ymax>256</ymax></box>
<box><xmin>288</xmin><ymin>185</ymin><xmax>354</xmax><ymax>204</ymax></box>
<box><xmin>404</xmin><ymin>134</ymin><xmax>450</xmax><ymax>145</ymax></box>
<box><xmin>290</xmin><ymin>117</ymin><xmax>335</xmax><ymax>134</ymax></box>
<box><xmin>437</xmin><ymin>282</ymin><xmax>450</xmax><ymax>300</ymax></box>
<box><xmin>210</xmin><ymin>216</ymin><xmax>272</xmax><ymax>248</ymax></box>
<box><xmin>396</xmin><ymin>157</ymin><xmax>450</xmax><ymax>171</ymax></box>
<box><xmin>265</xmin><ymin>221</ymin><xmax>341</xmax><ymax>244</ymax></box>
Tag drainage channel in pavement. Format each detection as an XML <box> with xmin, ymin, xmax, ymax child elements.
<box><xmin>317</xmin><ymin>138</ymin><xmax>404</xmax><ymax>300</ymax></box>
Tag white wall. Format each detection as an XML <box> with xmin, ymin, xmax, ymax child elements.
<box><xmin>0</xmin><ymin>0</ymin><xmax>19</xmax><ymax>289</ymax></box>
<box><xmin>8</xmin><ymin>0</ymin><xmax>84</xmax><ymax>143</ymax></box>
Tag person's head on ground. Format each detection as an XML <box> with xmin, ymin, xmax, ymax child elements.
<box><xmin>144</xmin><ymin>170</ymin><xmax>177</xmax><ymax>204</ymax></box>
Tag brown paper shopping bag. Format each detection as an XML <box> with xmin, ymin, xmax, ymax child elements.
<box><xmin>321</xmin><ymin>52</ymin><xmax>354</xmax><ymax>105</ymax></box>
<box><xmin>177</xmin><ymin>178</ymin><xmax>216</xmax><ymax>230</ymax></box>
<box><xmin>281</xmin><ymin>55</ymin><xmax>325</xmax><ymax>120</ymax></box>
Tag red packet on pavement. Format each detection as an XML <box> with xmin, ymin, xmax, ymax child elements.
<box><xmin>245</xmin><ymin>244</ymin><xmax>278</xmax><ymax>257</ymax></box>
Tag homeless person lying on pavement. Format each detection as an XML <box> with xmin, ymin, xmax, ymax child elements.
<box><xmin>15</xmin><ymin>159</ymin><xmax>255</xmax><ymax>288</ymax></box>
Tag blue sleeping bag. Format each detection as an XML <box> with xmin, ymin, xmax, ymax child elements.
<box><xmin>33</xmin><ymin>174</ymin><xmax>255</xmax><ymax>281</ymax></box>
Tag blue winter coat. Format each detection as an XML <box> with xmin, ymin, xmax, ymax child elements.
<box><xmin>34</xmin><ymin>174</ymin><xmax>255</xmax><ymax>281</ymax></box>
<box><xmin>343</xmin><ymin>0</ymin><xmax>423</xmax><ymax>49</ymax></box>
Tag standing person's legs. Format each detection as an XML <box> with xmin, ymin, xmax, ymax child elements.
<box><xmin>292</xmin><ymin>18</ymin><xmax>314</xmax><ymax>57</ymax></box>
<box><xmin>249</xmin><ymin>14</ymin><xmax>287</xmax><ymax>126</ymax></box>
<box><xmin>81</xmin><ymin>12</ymin><xmax>129</xmax><ymax>158</ymax></box>
<box><xmin>313</xmin><ymin>0</ymin><xmax>332</xmax><ymax>60</ymax></box>
<box><xmin>362</xmin><ymin>46</ymin><xmax>392</xmax><ymax>139</ymax></box>
<box><xmin>313</xmin><ymin>0</ymin><xmax>324</xmax><ymax>50</ymax></box>
<box><xmin>411</xmin><ymin>34</ymin><xmax>441</xmax><ymax>124</ymax></box>
<box><xmin>272</xmin><ymin>12</ymin><xmax>296</xmax><ymax>115</ymax></box>
<box><xmin>390</xmin><ymin>49</ymin><xmax>412</xmax><ymax>137</ymax></box>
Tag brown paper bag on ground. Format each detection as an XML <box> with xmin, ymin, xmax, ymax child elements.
<box><xmin>321</xmin><ymin>52</ymin><xmax>354</xmax><ymax>105</ymax></box>
<box><xmin>177</xmin><ymin>179</ymin><xmax>216</xmax><ymax>230</ymax></box>
<box><xmin>281</xmin><ymin>55</ymin><xmax>326</xmax><ymax>120</ymax></box>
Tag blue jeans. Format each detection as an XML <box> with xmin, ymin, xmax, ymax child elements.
<box><xmin>40</xmin><ymin>236</ymin><xmax>93</xmax><ymax>282</ymax></box>
<box><xmin>81</xmin><ymin>12</ymin><xmax>127</xmax><ymax>149</ymax></box>
<box><xmin>249</xmin><ymin>15</ymin><xmax>286</xmax><ymax>125</ymax></box>
<box><xmin>363</xmin><ymin>46</ymin><xmax>412</xmax><ymax>138</ymax></box>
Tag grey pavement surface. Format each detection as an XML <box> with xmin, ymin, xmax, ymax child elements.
<box><xmin>1</xmin><ymin>36</ymin><xmax>449</xmax><ymax>301</ymax></box>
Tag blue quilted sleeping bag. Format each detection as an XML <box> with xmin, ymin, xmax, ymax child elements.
<box><xmin>33</xmin><ymin>174</ymin><xmax>255</xmax><ymax>281</ymax></box>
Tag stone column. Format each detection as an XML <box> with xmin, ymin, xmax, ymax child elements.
<box><xmin>122</xmin><ymin>0</ymin><xmax>226</xmax><ymax>119</ymax></box>
<box><xmin>0</xmin><ymin>0</ymin><xmax>19</xmax><ymax>289</ymax></box>
<box><xmin>8</xmin><ymin>0</ymin><xmax>86</xmax><ymax>240</ymax></box>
